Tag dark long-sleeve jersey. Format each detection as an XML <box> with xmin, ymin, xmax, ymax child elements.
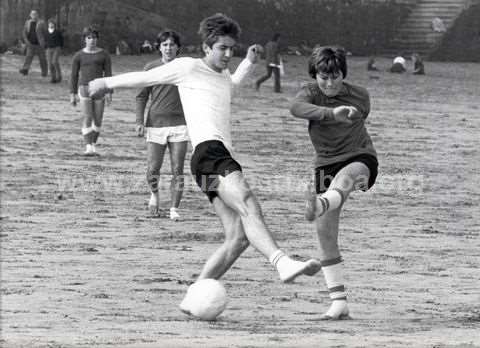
<box><xmin>70</xmin><ymin>49</ymin><xmax>112</xmax><ymax>94</ymax></box>
<box><xmin>290</xmin><ymin>81</ymin><xmax>377</xmax><ymax>167</ymax></box>
<box><xmin>135</xmin><ymin>59</ymin><xmax>185</xmax><ymax>128</ymax></box>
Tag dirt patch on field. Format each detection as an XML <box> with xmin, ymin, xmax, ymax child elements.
<box><xmin>1</xmin><ymin>53</ymin><xmax>479</xmax><ymax>347</ymax></box>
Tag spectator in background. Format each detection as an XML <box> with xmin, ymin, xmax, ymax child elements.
<box><xmin>411</xmin><ymin>53</ymin><xmax>425</xmax><ymax>75</ymax></box>
<box><xmin>8</xmin><ymin>39</ymin><xmax>27</xmax><ymax>55</ymax></box>
<box><xmin>19</xmin><ymin>9</ymin><xmax>48</xmax><ymax>77</ymax></box>
<box><xmin>140</xmin><ymin>40</ymin><xmax>153</xmax><ymax>54</ymax></box>
<box><xmin>135</xmin><ymin>30</ymin><xmax>189</xmax><ymax>220</ymax></box>
<box><xmin>389</xmin><ymin>55</ymin><xmax>406</xmax><ymax>73</ymax></box>
<box><xmin>45</xmin><ymin>18</ymin><xmax>64</xmax><ymax>83</ymax></box>
<box><xmin>255</xmin><ymin>33</ymin><xmax>282</xmax><ymax>93</ymax></box>
<box><xmin>367</xmin><ymin>56</ymin><xmax>378</xmax><ymax>71</ymax></box>
<box><xmin>70</xmin><ymin>26</ymin><xmax>113</xmax><ymax>156</ymax></box>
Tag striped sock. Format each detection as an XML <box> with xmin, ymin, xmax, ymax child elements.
<box><xmin>269</xmin><ymin>249</ymin><xmax>286</xmax><ymax>267</ymax></box>
<box><xmin>321</xmin><ymin>257</ymin><xmax>347</xmax><ymax>301</ymax></box>
<box><xmin>316</xmin><ymin>188</ymin><xmax>345</xmax><ymax>217</ymax></box>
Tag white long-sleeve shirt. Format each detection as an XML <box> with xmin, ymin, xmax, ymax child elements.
<box><xmin>103</xmin><ymin>57</ymin><xmax>254</xmax><ymax>153</ymax></box>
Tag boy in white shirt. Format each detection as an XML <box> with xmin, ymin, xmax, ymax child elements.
<box><xmin>89</xmin><ymin>13</ymin><xmax>321</xmax><ymax>315</ymax></box>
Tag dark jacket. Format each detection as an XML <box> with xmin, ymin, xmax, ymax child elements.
<box><xmin>45</xmin><ymin>30</ymin><xmax>64</xmax><ymax>49</ymax></box>
<box><xmin>23</xmin><ymin>18</ymin><xmax>47</xmax><ymax>47</ymax></box>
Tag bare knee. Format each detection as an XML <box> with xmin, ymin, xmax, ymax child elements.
<box><xmin>234</xmin><ymin>189</ymin><xmax>258</xmax><ymax>217</ymax></box>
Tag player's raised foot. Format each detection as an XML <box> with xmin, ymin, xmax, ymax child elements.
<box><xmin>319</xmin><ymin>300</ymin><xmax>351</xmax><ymax>320</ymax></box>
<box><xmin>169</xmin><ymin>207</ymin><xmax>181</xmax><ymax>221</ymax></box>
<box><xmin>278</xmin><ymin>258</ymin><xmax>322</xmax><ymax>283</ymax></box>
<box><xmin>304</xmin><ymin>183</ymin><xmax>318</xmax><ymax>221</ymax></box>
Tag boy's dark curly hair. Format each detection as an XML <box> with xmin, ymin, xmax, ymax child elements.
<box><xmin>198</xmin><ymin>13</ymin><xmax>241</xmax><ymax>47</ymax></box>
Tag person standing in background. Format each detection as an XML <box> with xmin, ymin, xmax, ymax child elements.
<box><xmin>255</xmin><ymin>33</ymin><xmax>282</xmax><ymax>93</ymax></box>
<box><xmin>135</xmin><ymin>30</ymin><xmax>189</xmax><ymax>220</ymax></box>
<box><xmin>45</xmin><ymin>18</ymin><xmax>64</xmax><ymax>83</ymax></box>
<box><xmin>19</xmin><ymin>9</ymin><xmax>48</xmax><ymax>77</ymax></box>
<box><xmin>70</xmin><ymin>26</ymin><xmax>112</xmax><ymax>156</ymax></box>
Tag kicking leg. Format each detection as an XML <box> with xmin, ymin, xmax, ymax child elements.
<box><xmin>217</xmin><ymin>171</ymin><xmax>321</xmax><ymax>282</ymax></box>
<box><xmin>305</xmin><ymin>162</ymin><xmax>370</xmax><ymax>221</ymax></box>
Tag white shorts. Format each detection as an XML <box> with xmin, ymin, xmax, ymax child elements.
<box><xmin>146</xmin><ymin>125</ymin><xmax>189</xmax><ymax>145</ymax></box>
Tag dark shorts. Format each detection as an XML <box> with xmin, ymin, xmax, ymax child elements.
<box><xmin>315</xmin><ymin>154</ymin><xmax>378</xmax><ymax>194</ymax></box>
<box><xmin>190</xmin><ymin>140</ymin><xmax>242</xmax><ymax>202</ymax></box>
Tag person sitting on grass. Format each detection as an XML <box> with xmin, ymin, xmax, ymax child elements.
<box><xmin>411</xmin><ymin>53</ymin><xmax>425</xmax><ymax>75</ymax></box>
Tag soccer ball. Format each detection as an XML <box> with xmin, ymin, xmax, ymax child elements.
<box><xmin>185</xmin><ymin>279</ymin><xmax>228</xmax><ymax>321</ymax></box>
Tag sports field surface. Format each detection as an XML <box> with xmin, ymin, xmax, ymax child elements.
<box><xmin>1</xmin><ymin>52</ymin><xmax>479</xmax><ymax>348</ymax></box>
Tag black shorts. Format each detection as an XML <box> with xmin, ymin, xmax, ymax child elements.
<box><xmin>190</xmin><ymin>140</ymin><xmax>242</xmax><ymax>202</ymax></box>
<box><xmin>315</xmin><ymin>154</ymin><xmax>378</xmax><ymax>194</ymax></box>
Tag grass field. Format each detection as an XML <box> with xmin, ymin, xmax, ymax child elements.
<box><xmin>1</xmin><ymin>52</ymin><xmax>479</xmax><ymax>348</ymax></box>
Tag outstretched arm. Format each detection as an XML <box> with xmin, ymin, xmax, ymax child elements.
<box><xmin>290</xmin><ymin>86</ymin><xmax>361</xmax><ymax>123</ymax></box>
<box><xmin>89</xmin><ymin>58</ymin><xmax>188</xmax><ymax>98</ymax></box>
<box><xmin>231</xmin><ymin>44</ymin><xmax>262</xmax><ymax>85</ymax></box>
<box><xmin>290</xmin><ymin>86</ymin><xmax>335</xmax><ymax>121</ymax></box>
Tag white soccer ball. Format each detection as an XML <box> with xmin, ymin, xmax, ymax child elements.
<box><xmin>187</xmin><ymin>279</ymin><xmax>228</xmax><ymax>321</ymax></box>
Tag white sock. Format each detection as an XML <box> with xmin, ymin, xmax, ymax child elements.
<box><xmin>170</xmin><ymin>207</ymin><xmax>180</xmax><ymax>220</ymax></box>
<box><xmin>269</xmin><ymin>250</ymin><xmax>297</xmax><ymax>274</ymax></box>
<box><xmin>81</xmin><ymin>127</ymin><xmax>92</xmax><ymax>135</ymax></box>
<box><xmin>269</xmin><ymin>250</ymin><xmax>303</xmax><ymax>281</ymax></box>
<box><xmin>269</xmin><ymin>249</ymin><xmax>285</xmax><ymax>267</ymax></box>
<box><xmin>324</xmin><ymin>299</ymin><xmax>348</xmax><ymax>317</ymax></box>
<box><xmin>321</xmin><ymin>257</ymin><xmax>347</xmax><ymax>301</ymax></box>
<box><xmin>321</xmin><ymin>257</ymin><xmax>349</xmax><ymax>318</ymax></box>
<box><xmin>316</xmin><ymin>189</ymin><xmax>345</xmax><ymax>216</ymax></box>
<box><xmin>322</xmin><ymin>257</ymin><xmax>347</xmax><ymax>301</ymax></box>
